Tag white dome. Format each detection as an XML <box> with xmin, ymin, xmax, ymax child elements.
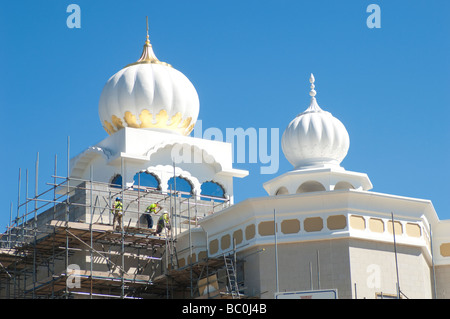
<box><xmin>99</xmin><ymin>35</ymin><xmax>199</xmax><ymax>136</ymax></box>
<box><xmin>281</xmin><ymin>74</ymin><xmax>349</xmax><ymax>169</ymax></box>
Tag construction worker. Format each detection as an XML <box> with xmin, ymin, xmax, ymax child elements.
<box><xmin>111</xmin><ymin>197</ymin><xmax>123</xmax><ymax>231</ymax></box>
<box><xmin>144</xmin><ymin>202</ymin><xmax>161</xmax><ymax>229</ymax></box>
<box><xmin>156</xmin><ymin>211</ymin><xmax>171</xmax><ymax>236</ymax></box>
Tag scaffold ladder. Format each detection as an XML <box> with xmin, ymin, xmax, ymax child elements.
<box><xmin>164</xmin><ymin>227</ymin><xmax>178</xmax><ymax>269</ymax></box>
<box><xmin>224</xmin><ymin>255</ymin><xmax>240</xmax><ymax>299</ymax></box>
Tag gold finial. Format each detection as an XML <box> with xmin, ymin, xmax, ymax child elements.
<box><xmin>123</xmin><ymin>17</ymin><xmax>172</xmax><ymax>69</ymax></box>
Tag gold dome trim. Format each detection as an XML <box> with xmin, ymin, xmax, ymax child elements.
<box><xmin>112</xmin><ymin>115</ymin><xmax>124</xmax><ymax>130</ymax></box>
<box><xmin>103</xmin><ymin>120</ymin><xmax>115</xmax><ymax>135</ymax></box>
<box><xmin>103</xmin><ymin>109</ymin><xmax>194</xmax><ymax>136</ymax></box>
<box><xmin>124</xmin><ymin>111</ymin><xmax>139</xmax><ymax>128</ymax></box>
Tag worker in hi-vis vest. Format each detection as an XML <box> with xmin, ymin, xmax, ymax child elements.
<box><xmin>111</xmin><ymin>197</ymin><xmax>123</xmax><ymax>231</ymax></box>
<box><xmin>156</xmin><ymin>211</ymin><xmax>171</xmax><ymax>236</ymax></box>
<box><xmin>145</xmin><ymin>202</ymin><xmax>161</xmax><ymax>229</ymax></box>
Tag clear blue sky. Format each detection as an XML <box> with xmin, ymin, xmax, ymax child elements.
<box><xmin>0</xmin><ymin>0</ymin><xmax>449</xmax><ymax>231</ymax></box>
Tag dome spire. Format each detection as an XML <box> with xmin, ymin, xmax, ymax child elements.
<box><xmin>124</xmin><ymin>17</ymin><xmax>172</xmax><ymax>68</ymax></box>
<box><xmin>303</xmin><ymin>73</ymin><xmax>322</xmax><ymax>113</ymax></box>
<box><xmin>309</xmin><ymin>73</ymin><xmax>316</xmax><ymax>97</ymax></box>
<box><xmin>145</xmin><ymin>16</ymin><xmax>150</xmax><ymax>45</ymax></box>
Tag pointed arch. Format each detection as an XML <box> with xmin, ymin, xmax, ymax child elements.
<box><xmin>110</xmin><ymin>174</ymin><xmax>122</xmax><ymax>188</ymax></box>
<box><xmin>334</xmin><ymin>181</ymin><xmax>355</xmax><ymax>190</ymax></box>
<box><xmin>275</xmin><ymin>186</ymin><xmax>289</xmax><ymax>196</ymax></box>
<box><xmin>133</xmin><ymin>171</ymin><xmax>161</xmax><ymax>190</ymax></box>
<box><xmin>200</xmin><ymin>181</ymin><xmax>226</xmax><ymax>202</ymax></box>
<box><xmin>168</xmin><ymin>176</ymin><xmax>194</xmax><ymax>198</ymax></box>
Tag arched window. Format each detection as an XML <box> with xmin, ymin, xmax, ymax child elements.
<box><xmin>133</xmin><ymin>172</ymin><xmax>160</xmax><ymax>190</ymax></box>
<box><xmin>200</xmin><ymin>181</ymin><xmax>226</xmax><ymax>202</ymax></box>
<box><xmin>168</xmin><ymin>176</ymin><xmax>193</xmax><ymax>198</ymax></box>
<box><xmin>111</xmin><ymin>174</ymin><xmax>122</xmax><ymax>188</ymax></box>
<box><xmin>334</xmin><ymin>181</ymin><xmax>355</xmax><ymax>191</ymax></box>
<box><xmin>275</xmin><ymin>186</ymin><xmax>289</xmax><ymax>196</ymax></box>
<box><xmin>296</xmin><ymin>181</ymin><xmax>326</xmax><ymax>193</ymax></box>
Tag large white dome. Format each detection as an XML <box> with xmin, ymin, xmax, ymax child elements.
<box><xmin>99</xmin><ymin>33</ymin><xmax>199</xmax><ymax>136</ymax></box>
<box><xmin>281</xmin><ymin>74</ymin><xmax>349</xmax><ymax>169</ymax></box>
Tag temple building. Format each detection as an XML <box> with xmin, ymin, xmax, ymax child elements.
<box><xmin>0</xmin><ymin>22</ymin><xmax>449</xmax><ymax>299</ymax></box>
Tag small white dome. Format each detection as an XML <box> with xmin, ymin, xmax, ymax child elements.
<box><xmin>99</xmin><ymin>34</ymin><xmax>199</xmax><ymax>136</ymax></box>
<box><xmin>281</xmin><ymin>74</ymin><xmax>349</xmax><ymax>169</ymax></box>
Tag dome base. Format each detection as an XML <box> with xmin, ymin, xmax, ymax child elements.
<box><xmin>292</xmin><ymin>158</ymin><xmax>343</xmax><ymax>171</ymax></box>
<box><xmin>263</xmin><ymin>166</ymin><xmax>373</xmax><ymax>196</ymax></box>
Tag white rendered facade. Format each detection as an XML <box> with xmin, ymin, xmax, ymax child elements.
<box><xmin>173</xmin><ymin>75</ymin><xmax>450</xmax><ymax>299</ymax></box>
<box><xmin>69</xmin><ymin>127</ymin><xmax>248</xmax><ymax>206</ymax></box>
<box><xmin>69</xmin><ymin>36</ymin><xmax>450</xmax><ymax>299</ymax></box>
<box><xmin>3</xmin><ymin>27</ymin><xmax>450</xmax><ymax>299</ymax></box>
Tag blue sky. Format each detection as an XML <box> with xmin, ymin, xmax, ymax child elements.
<box><xmin>0</xmin><ymin>0</ymin><xmax>449</xmax><ymax>231</ymax></box>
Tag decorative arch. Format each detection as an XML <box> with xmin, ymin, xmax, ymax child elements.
<box><xmin>168</xmin><ymin>176</ymin><xmax>194</xmax><ymax>198</ymax></box>
<box><xmin>70</xmin><ymin>146</ymin><xmax>113</xmax><ymax>179</ymax></box>
<box><xmin>334</xmin><ymin>181</ymin><xmax>355</xmax><ymax>190</ymax></box>
<box><xmin>296</xmin><ymin>181</ymin><xmax>326</xmax><ymax>193</ymax></box>
<box><xmin>145</xmin><ymin>142</ymin><xmax>223</xmax><ymax>173</ymax></box>
<box><xmin>200</xmin><ymin>181</ymin><xmax>226</xmax><ymax>202</ymax></box>
<box><xmin>133</xmin><ymin>171</ymin><xmax>161</xmax><ymax>190</ymax></box>
<box><xmin>275</xmin><ymin>186</ymin><xmax>289</xmax><ymax>196</ymax></box>
<box><xmin>110</xmin><ymin>174</ymin><xmax>122</xmax><ymax>188</ymax></box>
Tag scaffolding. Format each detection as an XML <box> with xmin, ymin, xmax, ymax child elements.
<box><xmin>0</xmin><ymin>150</ymin><xmax>245</xmax><ymax>299</ymax></box>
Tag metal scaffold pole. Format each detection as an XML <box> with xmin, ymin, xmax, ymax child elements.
<box><xmin>17</xmin><ymin>168</ymin><xmax>21</xmax><ymax>234</ymax></box>
<box><xmin>89</xmin><ymin>165</ymin><xmax>93</xmax><ymax>299</ymax></box>
<box><xmin>391</xmin><ymin>212</ymin><xmax>401</xmax><ymax>299</ymax></box>
<box><xmin>51</xmin><ymin>154</ymin><xmax>57</xmax><ymax>298</ymax></box>
<box><xmin>274</xmin><ymin>209</ymin><xmax>279</xmax><ymax>294</ymax></box>
<box><xmin>121</xmin><ymin>157</ymin><xmax>125</xmax><ymax>299</ymax></box>
<box><xmin>15</xmin><ymin>167</ymin><xmax>21</xmax><ymax>298</ymax></box>
<box><xmin>65</xmin><ymin>136</ymin><xmax>70</xmax><ymax>299</ymax></box>
<box><xmin>189</xmin><ymin>197</ymin><xmax>192</xmax><ymax>298</ymax></box>
<box><xmin>33</xmin><ymin>152</ymin><xmax>39</xmax><ymax>299</ymax></box>
<box><xmin>430</xmin><ymin>223</ymin><xmax>437</xmax><ymax>299</ymax></box>
<box><xmin>25</xmin><ymin>168</ymin><xmax>29</xmax><ymax>297</ymax></box>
